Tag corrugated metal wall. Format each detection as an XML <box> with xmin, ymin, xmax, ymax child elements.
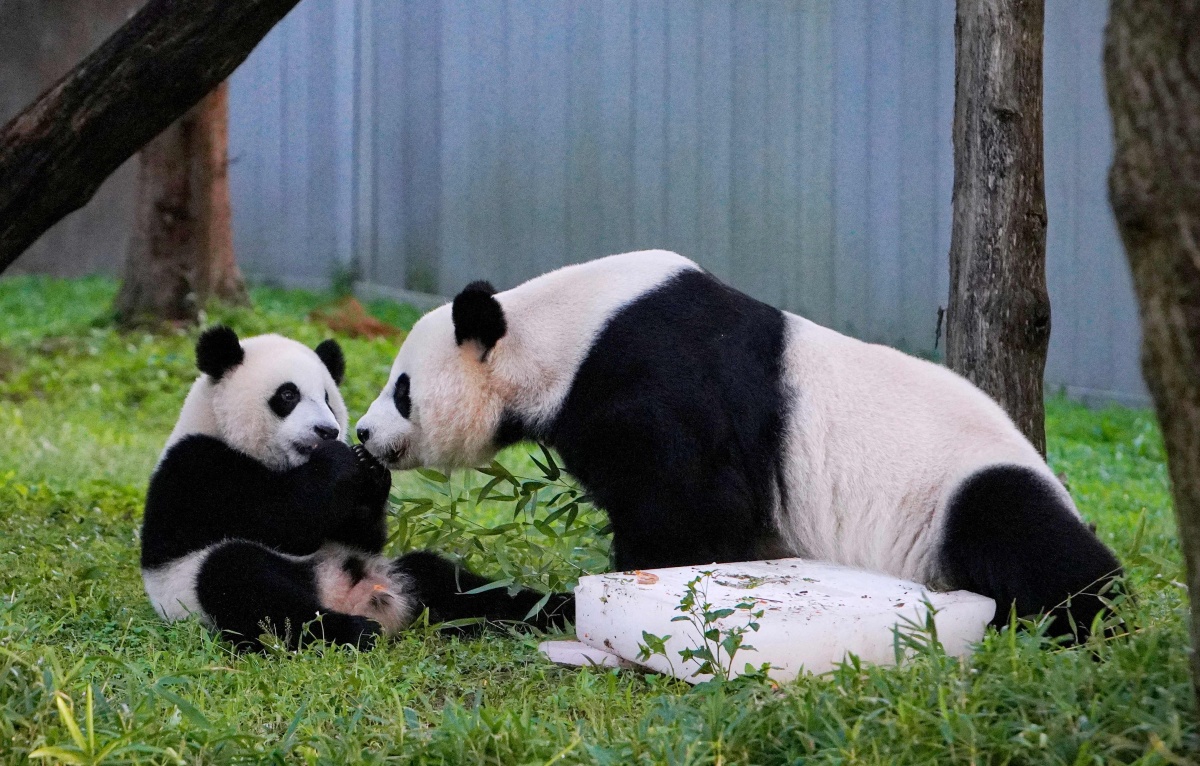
<box><xmin>228</xmin><ymin>0</ymin><xmax>1143</xmax><ymax>405</ymax></box>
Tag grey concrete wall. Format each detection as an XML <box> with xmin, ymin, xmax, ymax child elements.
<box><xmin>228</xmin><ymin>0</ymin><xmax>1140</xmax><ymax>403</ymax></box>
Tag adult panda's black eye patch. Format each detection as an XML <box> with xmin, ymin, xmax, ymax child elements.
<box><xmin>269</xmin><ymin>382</ymin><xmax>301</xmax><ymax>418</ymax></box>
<box><xmin>393</xmin><ymin>373</ymin><xmax>412</xmax><ymax>419</ymax></box>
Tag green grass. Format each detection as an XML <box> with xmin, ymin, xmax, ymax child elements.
<box><xmin>0</xmin><ymin>274</ymin><xmax>1195</xmax><ymax>764</ymax></box>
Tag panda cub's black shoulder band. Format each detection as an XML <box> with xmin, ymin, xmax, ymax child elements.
<box><xmin>452</xmin><ymin>281</ymin><xmax>506</xmax><ymax>352</ymax></box>
<box><xmin>196</xmin><ymin>326</ymin><xmax>244</xmax><ymax>380</ymax></box>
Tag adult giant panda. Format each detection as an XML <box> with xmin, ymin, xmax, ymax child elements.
<box><xmin>355</xmin><ymin>250</ymin><xmax>1124</xmax><ymax>641</ymax></box>
<box><xmin>141</xmin><ymin>326</ymin><xmax>571</xmax><ymax>651</ymax></box>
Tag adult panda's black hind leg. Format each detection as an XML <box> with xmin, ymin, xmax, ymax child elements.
<box><xmin>938</xmin><ymin>465</ymin><xmax>1124</xmax><ymax>643</ymax></box>
<box><xmin>196</xmin><ymin>542</ymin><xmax>380</xmax><ymax>652</ymax></box>
<box><xmin>395</xmin><ymin>550</ymin><xmax>575</xmax><ymax>633</ymax></box>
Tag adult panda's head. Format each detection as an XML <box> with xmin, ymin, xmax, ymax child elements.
<box><xmin>356</xmin><ymin>281</ymin><xmax>510</xmax><ymax>471</ymax></box>
<box><xmin>167</xmin><ymin>326</ymin><xmax>349</xmax><ymax>470</ymax></box>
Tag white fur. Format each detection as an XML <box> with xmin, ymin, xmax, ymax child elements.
<box><xmin>144</xmin><ymin>548</ymin><xmax>213</xmax><ymax>626</ymax></box>
<box><xmin>166</xmin><ymin>334</ymin><xmax>347</xmax><ymax>470</ymax></box>
<box><xmin>775</xmin><ymin>315</ymin><xmax>1075</xmax><ymax>584</ymax></box>
<box><xmin>357</xmin><ymin>250</ymin><xmax>695</xmax><ymax>469</ymax></box>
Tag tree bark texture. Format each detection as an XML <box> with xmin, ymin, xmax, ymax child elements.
<box><xmin>946</xmin><ymin>0</ymin><xmax>1051</xmax><ymax>456</ymax></box>
<box><xmin>1105</xmin><ymin>0</ymin><xmax>1200</xmax><ymax>707</ymax></box>
<box><xmin>115</xmin><ymin>82</ymin><xmax>247</xmax><ymax>325</ymax></box>
<box><xmin>0</xmin><ymin>0</ymin><xmax>301</xmax><ymax>276</ymax></box>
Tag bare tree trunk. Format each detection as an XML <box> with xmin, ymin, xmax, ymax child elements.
<box><xmin>1105</xmin><ymin>0</ymin><xmax>1200</xmax><ymax>708</ymax></box>
<box><xmin>0</xmin><ymin>0</ymin><xmax>301</xmax><ymax>276</ymax></box>
<box><xmin>115</xmin><ymin>83</ymin><xmax>247</xmax><ymax>325</ymax></box>
<box><xmin>946</xmin><ymin>0</ymin><xmax>1051</xmax><ymax>456</ymax></box>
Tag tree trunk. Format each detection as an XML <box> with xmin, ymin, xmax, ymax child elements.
<box><xmin>946</xmin><ymin>0</ymin><xmax>1051</xmax><ymax>456</ymax></box>
<box><xmin>0</xmin><ymin>0</ymin><xmax>301</xmax><ymax>276</ymax></box>
<box><xmin>1105</xmin><ymin>0</ymin><xmax>1200</xmax><ymax>709</ymax></box>
<box><xmin>115</xmin><ymin>82</ymin><xmax>247</xmax><ymax>326</ymax></box>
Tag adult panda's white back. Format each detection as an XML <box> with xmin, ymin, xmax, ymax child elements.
<box><xmin>776</xmin><ymin>314</ymin><xmax>1072</xmax><ymax>583</ymax></box>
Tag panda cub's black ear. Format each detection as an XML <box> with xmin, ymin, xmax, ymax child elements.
<box><xmin>452</xmin><ymin>280</ymin><xmax>506</xmax><ymax>357</ymax></box>
<box><xmin>314</xmin><ymin>339</ymin><xmax>345</xmax><ymax>385</ymax></box>
<box><xmin>196</xmin><ymin>325</ymin><xmax>244</xmax><ymax>381</ymax></box>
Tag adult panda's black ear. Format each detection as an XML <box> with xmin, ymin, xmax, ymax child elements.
<box><xmin>196</xmin><ymin>325</ymin><xmax>244</xmax><ymax>381</ymax></box>
<box><xmin>314</xmin><ymin>339</ymin><xmax>345</xmax><ymax>385</ymax></box>
<box><xmin>452</xmin><ymin>280</ymin><xmax>506</xmax><ymax>357</ymax></box>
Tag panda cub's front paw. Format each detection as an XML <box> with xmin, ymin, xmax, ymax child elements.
<box><xmin>352</xmin><ymin>444</ymin><xmax>392</xmax><ymax>497</ymax></box>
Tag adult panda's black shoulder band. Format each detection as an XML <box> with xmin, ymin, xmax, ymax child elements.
<box><xmin>452</xmin><ymin>282</ymin><xmax>506</xmax><ymax>352</ymax></box>
<box><xmin>196</xmin><ymin>326</ymin><xmax>244</xmax><ymax>380</ymax></box>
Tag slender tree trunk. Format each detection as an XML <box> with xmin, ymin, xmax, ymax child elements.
<box><xmin>0</xmin><ymin>0</ymin><xmax>301</xmax><ymax>276</ymax></box>
<box><xmin>115</xmin><ymin>83</ymin><xmax>247</xmax><ymax>325</ymax></box>
<box><xmin>1105</xmin><ymin>0</ymin><xmax>1200</xmax><ymax>708</ymax></box>
<box><xmin>946</xmin><ymin>0</ymin><xmax>1051</xmax><ymax>456</ymax></box>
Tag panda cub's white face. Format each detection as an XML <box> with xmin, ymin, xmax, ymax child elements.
<box><xmin>356</xmin><ymin>305</ymin><xmax>505</xmax><ymax>471</ymax></box>
<box><xmin>169</xmin><ymin>330</ymin><xmax>350</xmax><ymax>471</ymax></box>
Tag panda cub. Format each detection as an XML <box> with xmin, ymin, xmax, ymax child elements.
<box><xmin>356</xmin><ymin>250</ymin><xmax>1123</xmax><ymax>641</ymax></box>
<box><xmin>141</xmin><ymin>326</ymin><xmax>571</xmax><ymax>651</ymax></box>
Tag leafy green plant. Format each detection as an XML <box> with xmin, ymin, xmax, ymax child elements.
<box><xmin>638</xmin><ymin>571</ymin><xmax>767</xmax><ymax>682</ymax></box>
<box><xmin>389</xmin><ymin>444</ymin><xmax>610</xmax><ymax>600</ymax></box>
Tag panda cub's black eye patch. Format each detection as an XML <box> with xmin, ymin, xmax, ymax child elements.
<box><xmin>393</xmin><ymin>373</ymin><xmax>412</xmax><ymax>419</ymax></box>
<box><xmin>269</xmin><ymin>382</ymin><xmax>301</xmax><ymax>418</ymax></box>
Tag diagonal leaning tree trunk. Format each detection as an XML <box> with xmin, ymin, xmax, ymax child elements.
<box><xmin>1105</xmin><ymin>0</ymin><xmax>1200</xmax><ymax>708</ymax></box>
<box><xmin>946</xmin><ymin>0</ymin><xmax>1051</xmax><ymax>457</ymax></box>
<box><xmin>0</xmin><ymin>0</ymin><xmax>301</xmax><ymax>277</ymax></box>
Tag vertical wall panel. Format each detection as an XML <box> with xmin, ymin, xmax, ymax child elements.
<box><xmin>632</xmin><ymin>0</ymin><xmax>668</xmax><ymax>249</ymax></box>
<box><xmin>831</xmin><ymin>0</ymin><xmax>871</xmax><ymax>340</ymax></box>
<box><xmin>228</xmin><ymin>0</ymin><xmax>1146</xmax><ymax>404</ymax></box>
<box><xmin>796</xmin><ymin>0</ymin><xmax>835</xmax><ymax>324</ymax></box>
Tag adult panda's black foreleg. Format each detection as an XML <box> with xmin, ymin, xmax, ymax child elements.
<box><xmin>394</xmin><ymin>551</ymin><xmax>575</xmax><ymax>633</ymax></box>
<box><xmin>196</xmin><ymin>542</ymin><xmax>380</xmax><ymax>652</ymax></box>
<box><xmin>938</xmin><ymin>465</ymin><xmax>1124</xmax><ymax>642</ymax></box>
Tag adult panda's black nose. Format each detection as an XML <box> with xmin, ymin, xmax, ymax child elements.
<box><xmin>314</xmin><ymin>425</ymin><xmax>339</xmax><ymax>441</ymax></box>
<box><xmin>356</xmin><ymin>427</ymin><xmax>371</xmax><ymax>444</ymax></box>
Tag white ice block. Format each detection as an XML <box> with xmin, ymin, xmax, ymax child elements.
<box><xmin>575</xmin><ymin>559</ymin><xmax>996</xmax><ymax>683</ymax></box>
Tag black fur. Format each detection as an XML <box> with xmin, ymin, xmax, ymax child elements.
<box><xmin>452</xmin><ymin>281</ymin><xmax>507</xmax><ymax>353</ymax></box>
<box><xmin>494</xmin><ymin>410</ymin><xmax>529</xmax><ymax>449</ymax></box>
<box><xmin>546</xmin><ymin>269</ymin><xmax>789</xmax><ymax>570</ymax></box>
<box><xmin>315</xmin><ymin>339</ymin><xmax>345</xmax><ymax>384</ymax></box>
<box><xmin>268</xmin><ymin>383</ymin><xmax>301</xmax><ymax>418</ymax></box>
<box><xmin>393</xmin><ymin>373</ymin><xmax>412</xmax><ymax>418</ymax></box>
<box><xmin>196</xmin><ymin>326</ymin><xmax>244</xmax><ymax>380</ymax></box>
<box><xmin>196</xmin><ymin>542</ymin><xmax>380</xmax><ymax>651</ymax></box>
<box><xmin>938</xmin><ymin>465</ymin><xmax>1124</xmax><ymax>642</ymax></box>
<box><xmin>142</xmin><ymin>436</ymin><xmax>570</xmax><ymax>651</ymax></box>
<box><xmin>342</xmin><ymin>555</ymin><xmax>367</xmax><ymax>586</ymax></box>
<box><xmin>395</xmin><ymin>550</ymin><xmax>575</xmax><ymax>633</ymax></box>
<box><xmin>142</xmin><ymin>437</ymin><xmax>387</xmax><ymax>570</ymax></box>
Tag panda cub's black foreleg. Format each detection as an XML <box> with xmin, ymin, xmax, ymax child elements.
<box><xmin>395</xmin><ymin>550</ymin><xmax>575</xmax><ymax>634</ymax></box>
<box><xmin>324</xmin><ymin>444</ymin><xmax>393</xmax><ymax>554</ymax></box>
<box><xmin>938</xmin><ymin>465</ymin><xmax>1124</xmax><ymax>643</ymax></box>
<box><xmin>196</xmin><ymin>541</ymin><xmax>380</xmax><ymax>652</ymax></box>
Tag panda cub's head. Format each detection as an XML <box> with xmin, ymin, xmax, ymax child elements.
<box><xmin>356</xmin><ymin>281</ymin><xmax>509</xmax><ymax>471</ymax></box>
<box><xmin>168</xmin><ymin>326</ymin><xmax>349</xmax><ymax>470</ymax></box>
